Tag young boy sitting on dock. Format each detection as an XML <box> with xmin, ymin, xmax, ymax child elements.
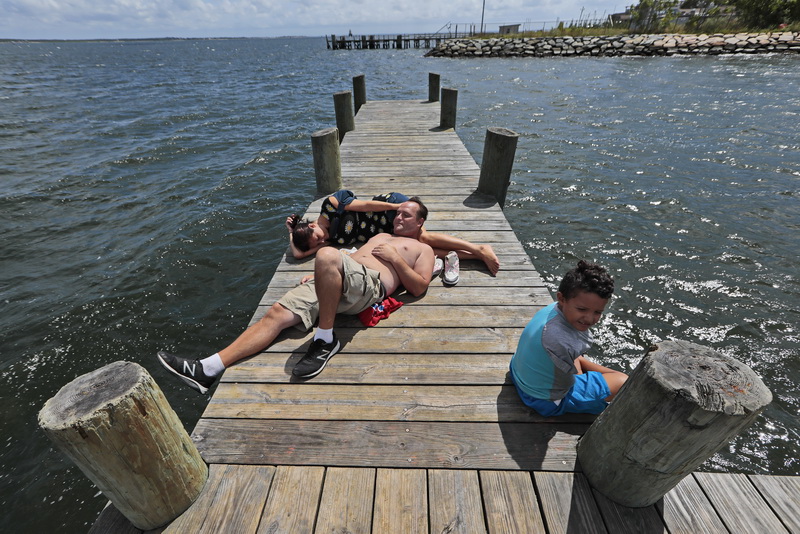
<box><xmin>509</xmin><ymin>260</ymin><xmax>628</xmax><ymax>417</ymax></box>
<box><xmin>157</xmin><ymin>197</ymin><xmax>435</xmax><ymax>393</ymax></box>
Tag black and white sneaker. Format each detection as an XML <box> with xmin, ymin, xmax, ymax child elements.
<box><xmin>157</xmin><ymin>351</ymin><xmax>216</xmax><ymax>394</ymax></box>
<box><xmin>292</xmin><ymin>335</ymin><xmax>341</xmax><ymax>378</ymax></box>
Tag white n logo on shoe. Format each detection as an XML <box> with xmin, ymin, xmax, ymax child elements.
<box><xmin>182</xmin><ymin>361</ymin><xmax>196</xmax><ymax>377</ymax></box>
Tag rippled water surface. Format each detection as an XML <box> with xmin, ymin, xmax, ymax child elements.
<box><xmin>1</xmin><ymin>38</ymin><xmax>798</xmax><ymax>532</ymax></box>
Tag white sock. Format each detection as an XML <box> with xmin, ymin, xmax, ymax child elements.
<box><xmin>314</xmin><ymin>327</ymin><xmax>334</xmax><ymax>344</ymax></box>
<box><xmin>200</xmin><ymin>353</ymin><xmax>225</xmax><ymax>377</ymax></box>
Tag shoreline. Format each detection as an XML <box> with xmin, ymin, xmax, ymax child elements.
<box><xmin>425</xmin><ymin>31</ymin><xmax>800</xmax><ymax>58</ymax></box>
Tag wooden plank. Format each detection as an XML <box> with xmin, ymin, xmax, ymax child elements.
<box><xmin>163</xmin><ymin>464</ymin><xmax>275</xmax><ymax>534</ymax></box>
<box><xmin>656</xmin><ymin>474</ymin><xmax>728</xmax><ymax>534</ymax></box>
<box><xmin>302</xmin><ymin>202</ymin><xmax>498</xmax><ymax>215</ymax></box>
<box><xmin>192</xmin><ymin>419</ymin><xmax>587</xmax><ymax>471</ymax></box>
<box><xmin>258</xmin><ymin>286</ymin><xmax>552</xmax><ymax>307</ymax></box>
<box><xmin>591</xmin><ymin>489</ymin><xmax>666</xmax><ymax>534</ymax></box>
<box><xmin>264</xmin><ymin>270</ymin><xmax>544</xmax><ymax>289</ymax></box>
<box><xmin>694</xmin><ymin>472</ymin><xmax>788</xmax><ymax>533</ymax></box>
<box><xmin>257</xmin><ymin>466</ymin><xmax>325</xmax><ymax>533</ymax></box>
<box><xmin>220</xmin><ymin>352</ymin><xmax>521</xmax><ymax>385</ymax></box>
<box><xmin>428</xmin><ymin>469</ymin><xmax>486</xmax><ymax>534</ymax></box>
<box><xmin>480</xmin><ymin>470</ymin><xmax>547</xmax><ymax>534</ymax></box>
<box><xmin>198</xmin><ymin>465</ymin><xmax>275</xmax><ymax>534</ymax></box>
<box><xmin>372</xmin><ymin>469</ymin><xmax>427</xmax><ymax>534</ymax></box>
<box><xmin>315</xmin><ymin>467</ymin><xmax>376</xmax><ymax>534</ymax></box>
<box><xmin>255</xmin><ymin>326</ymin><xmax>525</xmax><ymax>355</ymax></box>
<box><xmin>534</xmin><ymin>472</ymin><xmax>608</xmax><ymax>534</ymax></box>
<box><xmin>749</xmin><ymin>475</ymin><xmax>800</xmax><ymax>533</ymax></box>
<box><xmin>88</xmin><ymin>503</ymin><xmax>141</xmax><ymax>534</ymax></box>
<box><xmin>205</xmin><ymin>383</ymin><xmax>574</xmax><ymax>423</ymax></box>
<box><xmin>247</xmin><ymin>304</ymin><xmax>543</xmax><ymax>329</ymax></box>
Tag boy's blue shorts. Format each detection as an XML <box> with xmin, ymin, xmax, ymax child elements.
<box><xmin>510</xmin><ymin>367</ymin><xmax>610</xmax><ymax>417</ymax></box>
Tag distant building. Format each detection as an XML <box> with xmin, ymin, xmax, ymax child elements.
<box><xmin>499</xmin><ymin>24</ymin><xmax>521</xmax><ymax>34</ymax></box>
<box><xmin>610</xmin><ymin>11</ymin><xmax>633</xmax><ymax>25</ymax></box>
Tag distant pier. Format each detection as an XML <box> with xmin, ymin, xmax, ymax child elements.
<box><xmin>326</xmin><ymin>31</ymin><xmax>475</xmax><ymax>50</ymax></box>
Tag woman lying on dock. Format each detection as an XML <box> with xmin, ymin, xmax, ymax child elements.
<box><xmin>286</xmin><ymin>190</ymin><xmax>500</xmax><ymax>276</ymax></box>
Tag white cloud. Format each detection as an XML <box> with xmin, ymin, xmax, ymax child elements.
<box><xmin>0</xmin><ymin>0</ymin><xmax>624</xmax><ymax>40</ymax></box>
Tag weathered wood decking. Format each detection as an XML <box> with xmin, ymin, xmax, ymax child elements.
<box><xmin>91</xmin><ymin>99</ymin><xmax>799</xmax><ymax>533</ymax></box>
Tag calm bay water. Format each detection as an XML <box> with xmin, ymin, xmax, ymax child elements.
<box><xmin>1</xmin><ymin>37</ymin><xmax>798</xmax><ymax>532</ymax></box>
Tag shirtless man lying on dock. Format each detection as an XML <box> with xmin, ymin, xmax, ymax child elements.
<box><xmin>157</xmin><ymin>197</ymin><xmax>435</xmax><ymax>393</ymax></box>
<box><xmin>287</xmin><ymin>189</ymin><xmax>500</xmax><ymax>276</ymax></box>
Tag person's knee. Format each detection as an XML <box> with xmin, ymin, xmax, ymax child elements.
<box><xmin>315</xmin><ymin>246</ymin><xmax>340</xmax><ymax>264</ymax></box>
<box><xmin>265</xmin><ymin>302</ymin><xmax>296</xmax><ymax>327</ymax></box>
<box><xmin>604</xmin><ymin>371</ymin><xmax>629</xmax><ymax>400</ymax></box>
<box><xmin>314</xmin><ymin>247</ymin><xmax>344</xmax><ymax>280</ymax></box>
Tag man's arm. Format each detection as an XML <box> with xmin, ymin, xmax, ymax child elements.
<box><xmin>401</xmin><ymin>243</ymin><xmax>435</xmax><ymax>296</ymax></box>
<box><xmin>372</xmin><ymin>241</ymin><xmax>434</xmax><ymax>297</ymax></box>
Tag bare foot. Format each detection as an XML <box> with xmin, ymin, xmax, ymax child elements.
<box><xmin>478</xmin><ymin>244</ymin><xmax>500</xmax><ymax>276</ymax></box>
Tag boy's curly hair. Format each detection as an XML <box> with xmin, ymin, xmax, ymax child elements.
<box><xmin>558</xmin><ymin>260</ymin><xmax>615</xmax><ymax>300</ymax></box>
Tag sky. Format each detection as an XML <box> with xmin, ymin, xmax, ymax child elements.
<box><xmin>1</xmin><ymin>0</ymin><xmax>626</xmax><ymax>41</ymax></box>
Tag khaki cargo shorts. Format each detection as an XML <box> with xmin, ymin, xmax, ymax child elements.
<box><xmin>278</xmin><ymin>253</ymin><xmax>384</xmax><ymax>331</ymax></box>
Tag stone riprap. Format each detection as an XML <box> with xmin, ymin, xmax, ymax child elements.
<box><xmin>424</xmin><ymin>32</ymin><xmax>800</xmax><ymax>58</ymax></box>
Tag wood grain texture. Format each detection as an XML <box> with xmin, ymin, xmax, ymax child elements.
<box><xmin>193</xmin><ymin>419</ymin><xmax>585</xmax><ymax>471</ymax></box>
<box><xmin>428</xmin><ymin>469</ymin><xmax>486</xmax><ymax>534</ymax></box>
<box><xmin>315</xmin><ymin>467</ymin><xmax>376</xmax><ymax>534</ymax></box>
<box><xmin>535</xmin><ymin>472</ymin><xmax>608</xmax><ymax>534</ymax></box>
<box><xmin>695</xmin><ymin>472</ymin><xmax>788</xmax><ymax>533</ymax></box>
<box><xmin>748</xmin><ymin>475</ymin><xmax>800</xmax><ymax>533</ymax></box>
<box><xmin>656</xmin><ymin>474</ymin><xmax>728</xmax><ymax>534</ymax></box>
<box><xmin>480</xmin><ymin>470</ymin><xmax>546</xmax><ymax>534</ymax></box>
<box><xmin>257</xmin><ymin>466</ymin><xmax>325</xmax><ymax>534</ymax></box>
<box><xmin>373</xmin><ymin>469</ymin><xmax>428</xmax><ymax>534</ymax></box>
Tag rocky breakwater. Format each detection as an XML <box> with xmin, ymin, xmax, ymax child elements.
<box><xmin>424</xmin><ymin>32</ymin><xmax>800</xmax><ymax>58</ymax></box>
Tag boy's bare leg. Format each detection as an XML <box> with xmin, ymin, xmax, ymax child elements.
<box><xmin>575</xmin><ymin>355</ymin><xmax>629</xmax><ymax>401</ymax></box>
<box><xmin>218</xmin><ymin>302</ymin><xmax>300</xmax><ymax>367</ymax></box>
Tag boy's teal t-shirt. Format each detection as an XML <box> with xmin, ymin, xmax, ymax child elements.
<box><xmin>510</xmin><ymin>302</ymin><xmax>593</xmax><ymax>401</ymax></box>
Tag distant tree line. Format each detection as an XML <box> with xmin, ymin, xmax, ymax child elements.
<box><xmin>629</xmin><ymin>0</ymin><xmax>800</xmax><ymax>32</ymax></box>
<box><xmin>731</xmin><ymin>0</ymin><xmax>800</xmax><ymax>27</ymax></box>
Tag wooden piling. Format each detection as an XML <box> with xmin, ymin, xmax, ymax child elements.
<box><xmin>577</xmin><ymin>339</ymin><xmax>772</xmax><ymax>508</ymax></box>
<box><xmin>333</xmin><ymin>91</ymin><xmax>355</xmax><ymax>141</ymax></box>
<box><xmin>478</xmin><ymin>127</ymin><xmax>519</xmax><ymax>208</ymax></box>
<box><xmin>38</xmin><ymin>361</ymin><xmax>208</xmax><ymax>530</ymax></box>
<box><xmin>439</xmin><ymin>88</ymin><xmax>458</xmax><ymax>130</ymax></box>
<box><xmin>428</xmin><ymin>72</ymin><xmax>440</xmax><ymax>102</ymax></box>
<box><xmin>312</xmin><ymin>127</ymin><xmax>342</xmax><ymax>194</ymax></box>
<box><xmin>353</xmin><ymin>75</ymin><xmax>366</xmax><ymax>114</ymax></box>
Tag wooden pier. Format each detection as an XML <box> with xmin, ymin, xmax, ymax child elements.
<box><xmin>90</xmin><ymin>92</ymin><xmax>799</xmax><ymax>533</ymax></box>
<box><xmin>326</xmin><ymin>31</ymin><xmax>473</xmax><ymax>50</ymax></box>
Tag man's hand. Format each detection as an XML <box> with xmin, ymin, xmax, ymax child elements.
<box><xmin>370</xmin><ymin>242</ymin><xmax>401</xmax><ymax>264</ymax></box>
<box><xmin>300</xmin><ymin>274</ymin><xmax>314</xmax><ymax>285</ymax></box>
